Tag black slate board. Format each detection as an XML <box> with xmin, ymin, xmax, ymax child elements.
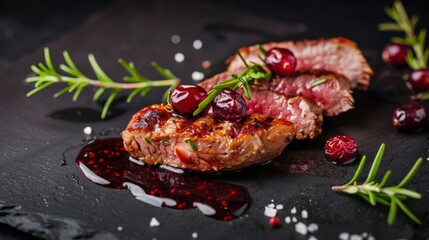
<box><xmin>1</xmin><ymin>1</ymin><xmax>429</xmax><ymax>239</ymax></box>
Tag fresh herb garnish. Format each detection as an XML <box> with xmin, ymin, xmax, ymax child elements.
<box><xmin>144</xmin><ymin>138</ymin><xmax>152</xmax><ymax>145</ymax></box>
<box><xmin>310</xmin><ymin>78</ymin><xmax>327</xmax><ymax>87</ymax></box>
<box><xmin>332</xmin><ymin>143</ymin><xmax>423</xmax><ymax>225</ymax></box>
<box><xmin>184</xmin><ymin>138</ymin><xmax>198</xmax><ymax>151</ymax></box>
<box><xmin>26</xmin><ymin>48</ymin><xmax>180</xmax><ymax>119</ymax></box>
<box><xmin>162</xmin><ymin>141</ymin><xmax>171</xmax><ymax>146</ymax></box>
<box><xmin>193</xmin><ymin>63</ymin><xmax>271</xmax><ymax>116</ymax></box>
<box><xmin>379</xmin><ymin>1</ymin><xmax>428</xmax><ymax>70</ymax></box>
<box><xmin>379</xmin><ymin>1</ymin><xmax>429</xmax><ymax>100</ymax></box>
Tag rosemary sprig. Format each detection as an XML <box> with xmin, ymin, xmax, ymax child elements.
<box><xmin>379</xmin><ymin>1</ymin><xmax>428</xmax><ymax>70</ymax></box>
<box><xmin>26</xmin><ymin>48</ymin><xmax>180</xmax><ymax>119</ymax></box>
<box><xmin>192</xmin><ymin>63</ymin><xmax>271</xmax><ymax>116</ymax></box>
<box><xmin>332</xmin><ymin>143</ymin><xmax>423</xmax><ymax>225</ymax></box>
<box><xmin>310</xmin><ymin>78</ymin><xmax>327</xmax><ymax>87</ymax></box>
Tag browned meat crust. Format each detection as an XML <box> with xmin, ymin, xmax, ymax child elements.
<box><xmin>121</xmin><ymin>104</ymin><xmax>295</xmax><ymax>172</ymax></box>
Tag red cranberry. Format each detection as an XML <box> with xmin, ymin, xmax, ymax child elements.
<box><xmin>213</xmin><ymin>89</ymin><xmax>247</xmax><ymax>120</ymax></box>
<box><xmin>169</xmin><ymin>85</ymin><xmax>207</xmax><ymax>115</ymax></box>
<box><xmin>392</xmin><ymin>102</ymin><xmax>427</xmax><ymax>131</ymax></box>
<box><xmin>325</xmin><ymin>136</ymin><xmax>358</xmax><ymax>165</ymax></box>
<box><xmin>382</xmin><ymin>43</ymin><xmax>408</xmax><ymax>65</ymax></box>
<box><xmin>407</xmin><ymin>69</ymin><xmax>429</xmax><ymax>91</ymax></box>
<box><xmin>269</xmin><ymin>217</ymin><xmax>280</xmax><ymax>229</ymax></box>
<box><xmin>265</xmin><ymin>48</ymin><xmax>297</xmax><ymax>76</ymax></box>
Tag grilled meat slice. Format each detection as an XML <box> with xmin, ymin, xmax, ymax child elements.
<box><xmin>245</xmin><ymin>91</ymin><xmax>322</xmax><ymax>140</ymax></box>
<box><xmin>121</xmin><ymin>104</ymin><xmax>295</xmax><ymax>172</ymax></box>
<box><xmin>266</xmin><ymin>70</ymin><xmax>353</xmax><ymax>116</ymax></box>
<box><xmin>227</xmin><ymin>37</ymin><xmax>373</xmax><ymax>89</ymax></box>
<box><xmin>199</xmin><ymin>70</ymin><xmax>352</xmax><ymax>117</ymax></box>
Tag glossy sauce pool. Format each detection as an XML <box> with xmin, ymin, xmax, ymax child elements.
<box><xmin>75</xmin><ymin>138</ymin><xmax>250</xmax><ymax>221</ymax></box>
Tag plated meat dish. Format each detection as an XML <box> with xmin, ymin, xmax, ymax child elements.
<box><xmin>121</xmin><ymin>37</ymin><xmax>373</xmax><ymax>171</ymax></box>
<box><xmin>121</xmin><ymin>104</ymin><xmax>295</xmax><ymax>171</ymax></box>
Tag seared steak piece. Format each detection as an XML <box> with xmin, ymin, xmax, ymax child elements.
<box><xmin>121</xmin><ymin>104</ymin><xmax>295</xmax><ymax>172</ymax></box>
<box><xmin>245</xmin><ymin>91</ymin><xmax>323</xmax><ymax>140</ymax></box>
<box><xmin>227</xmin><ymin>37</ymin><xmax>373</xmax><ymax>89</ymax></box>
<box><xmin>266</xmin><ymin>70</ymin><xmax>353</xmax><ymax>116</ymax></box>
<box><xmin>199</xmin><ymin>70</ymin><xmax>353</xmax><ymax>117</ymax></box>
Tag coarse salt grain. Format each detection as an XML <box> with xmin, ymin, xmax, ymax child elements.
<box><xmin>339</xmin><ymin>232</ymin><xmax>349</xmax><ymax>240</ymax></box>
<box><xmin>268</xmin><ymin>203</ymin><xmax>275</xmax><ymax>208</ymax></box>
<box><xmin>171</xmin><ymin>34</ymin><xmax>181</xmax><ymax>44</ymax></box>
<box><xmin>294</xmin><ymin>222</ymin><xmax>307</xmax><ymax>235</ymax></box>
<box><xmin>276</xmin><ymin>204</ymin><xmax>284</xmax><ymax>210</ymax></box>
<box><xmin>291</xmin><ymin>207</ymin><xmax>297</xmax><ymax>214</ymax></box>
<box><xmin>117</xmin><ymin>226</ymin><xmax>123</xmax><ymax>231</ymax></box>
<box><xmin>292</xmin><ymin>216</ymin><xmax>297</xmax><ymax>223</ymax></box>
<box><xmin>149</xmin><ymin>217</ymin><xmax>160</xmax><ymax>227</ymax></box>
<box><xmin>264</xmin><ymin>206</ymin><xmax>277</xmax><ymax>217</ymax></box>
<box><xmin>193</xmin><ymin>40</ymin><xmax>203</xmax><ymax>50</ymax></box>
<box><xmin>301</xmin><ymin>210</ymin><xmax>308</xmax><ymax>219</ymax></box>
<box><xmin>192</xmin><ymin>232</ymin><xmax>198</xmax><ymax>238</ymax></box>
<box><xmin>350</xmin><ymin>234</ymin><xmax>363</xmax><ymax>240</ymax></box>
<box><xmin>191</xmin><ymin>71</ymin><xmax>205</xmax><ymax>81</ymax></box>
<box><xmin>174</xmin><ymin>53</ymin><xmax>185</xmax><ymax>63</ymax></box>
<box><xmin>367</xmin><ymin>236</ymin><xmax>375</xmax><ymax>240</ymax></box>
<box><xmin>307</xmin><ymin>223</ymin><xmax>318</xmax><ymax>232</ymax></box>
<box><xmin>83</xmin><ymin>126</ymin><xmax>92</xmax><ymax>135</ymax></box>
<box><xmin>285</xmin><ymin>216</ymin><xmax>291</xmax><ymax>223</ymax></box>
<box><xmin>308</xmin><ymin>236</ymin><xmax>318</xmax><ymax>240</ymax></box>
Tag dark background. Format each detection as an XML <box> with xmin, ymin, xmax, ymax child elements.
<box><xmin>1</xmin><ymin>0</ymin><xmax>429</xmax><ymax>239</ymax></box>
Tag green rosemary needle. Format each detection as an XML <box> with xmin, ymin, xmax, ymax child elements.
<box><xmin>26</xmin><ymin>48</ymin><xmax>180</xmax><ymax>119</ymax></box>
<box><xmin>332</xmin><ymin>143</ymin><xmax>423</xmax><ymax>225</ymax></box>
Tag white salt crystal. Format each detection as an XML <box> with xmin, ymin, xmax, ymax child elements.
<box><xmin>291</xmin><ymin>207</ymin><xmax>297</xmax><ymax>214</ymax></box>
<box><xmin>307</xmin><ymin>223</ymin><xmax>318</xmax><ymax>232</ymax></box>
<box><xmin>191</xmin><ymin>71</ymin><xmax>205</xmax><ymax>81</ymax></box>
<box><xmin>192</xmin><ymin>232</ymin><xmax>198</xmax><ymax>238</ymax></box>
<box><xmin>117</xmin><ymin>226</ymin><xmax>123</xmax><ymax>231</ymax></box>
<box><xmin>285</xmin><ymin>216</ymin><xmax>291</xmax><ymax>223</ymax></box>
<box><xmin>350</xmin><ymin>234</ymin><xmax>363</xmax><ymax>240</ymax></box>
<box><xmin>174</xmin><ymin>53</ymin><xmax>185</xmax><ymax>62</ymax></box>
<box><xmin>268</xmin><ymin>203</ymin><xmax>275</xmax><ymax>208</ymax></box>
<box><xmin>362</xmin><ymin>232</ymin><xmax>368</xmax><ymax>238</ymax></box>
<box><xmin>294</xmin><ymin>222</ymin><xmax>307</xmax><ymax>235</ymax></box>
<box><xmin>339</xmin><ymin>232</ymin><xmax>349</xmax><ymax>240</ymax></box>
<box><xmin>149</xmin><ymin>217</ymin><xmax>160</xmax><ymax>227</ymax></box>
<box><xmin>308</xmin><ymin>236</ymin><xmax>318</xmax><ymax>240</ymax></box>
<box><xmin>83</xmin><ymin>126</ymin><xmax>92</xmax><ymax>135</ymax></box>
<box><xmin>193</xmin><ymin>40</ymin><xmax>203</xmax><ymax>50</ymax></box>
<box><xmin>292</xmin><ymin>216</ymin><xmax>297</xmax><ymax>222</ymax></box>
<box><xmin>367</xmin><ymin>236</ymin><xmax>375</xmax><ymax>240</ymax></box>
<box><xmin>171</xmin><ymin>34</ymin><xmax>181</xmax><ymax>44</ymax></box>
<box><xmin>264</xmin><ymin>206</ymin><xmax>277</xmax><ymax>217</ymax></box>
<box><xmin>301</xmin><ymin>210</ymin><xmax>308</xmax><ymax>218</ymax></box>
<box><xmin>276</xmin><ymin>204</ymin><xmax>284</xmax><ymax>210</ymax></box>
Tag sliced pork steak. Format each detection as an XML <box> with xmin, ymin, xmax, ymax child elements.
<box><xmin>227</xmin><ymin>37</ymin><xmax>373</xmax><ymax>89</ymax></box>
<box><xmin>245</xmin><ymin>91</ymin><xmax>323</xmax><ymax>140</ymax></box>
<box><xmin>199</xmin><ymin>70</ymin><xmax>353</xmax><ymax>117</ymax></box>
<box><xmin>121</xmin><ymin>104</ymin><xmax>295</xmax><ymax>172</ymax></box>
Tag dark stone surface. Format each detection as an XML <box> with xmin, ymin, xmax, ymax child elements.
<box><xmin>1</xmin><ymin>0</ymin><xmax>429</xmax><ymax>239</ymax></box>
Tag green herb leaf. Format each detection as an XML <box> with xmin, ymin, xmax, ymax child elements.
<box><xmin>184</xmin><ymin>138</ymin><xmax>197</xmax><ymax>151</ymax></box>
<box><xmin>332</xmin><ymin>143</ymin><xmax>423</xmax><ymax>225</ymax></box>
<box><xmin>25</xmin><ymin>48</ymin><xmax>180</xmax><ymax>119</ymax></box>
<box><xmin>310</xmin><ymin>78</ymin><xmax>327</xmax><ymax>87</ymax></box>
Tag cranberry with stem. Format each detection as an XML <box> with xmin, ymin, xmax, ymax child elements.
<box><xmin>265</xmin><ymin>48</ymin><xmax>297</xmax><ymax>76</ymax></box>
<box><xmin>169</xmin><ymin>85</ymin><xmax>207</xmax><ymax>115</ymax></box>
<box><xmin>382</xmin><ymin>43</ymin><xmax>408</xmax><ymax>65</ymax></box>
<box><xmin>392</xmin><ymin>102</ymin><xmax>427</xmax><ymax>131</ymax></box>
<box><xmin>325</xmin><ymin>136</ymin><xmax>358</xmax><ymax>165</ymax></box>
<box><xmin>407</xmin><ymin>69</ymin><xmax>429</xmax><ymax>92</ymax></box>
<box><xmin>213</xmin><ymin>89</ymin><xmax>247</xmax><ymax>120</ymax></box>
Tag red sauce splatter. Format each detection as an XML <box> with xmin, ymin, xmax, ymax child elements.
<box><xmin>75</xmin><ymin>138</ymin><xmax>250</xmax><ymax>221</ymax></box>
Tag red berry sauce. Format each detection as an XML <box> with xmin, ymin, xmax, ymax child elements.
<box><xmin>75</xmin><ymin>138</ymin><xmax>250</xmax><ymax>221</ymax></box>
